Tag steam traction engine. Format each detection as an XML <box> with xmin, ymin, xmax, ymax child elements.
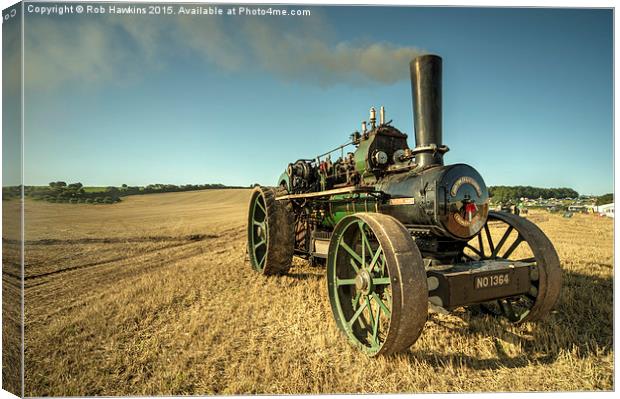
<box><xmin>246</xmin><ymin>55</ymin><xmax>562</xmax><ymax>356</ymax></box>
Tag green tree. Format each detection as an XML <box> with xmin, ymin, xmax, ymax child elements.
<box><xmin>489</xmin><ymin>185</ymin><xmax>579</xmax><ymax>201</ymax></box>
<box><xmin>596</xmin><ymin>193</ymin><xmax>613</xmax><ymax>206</ymax></box>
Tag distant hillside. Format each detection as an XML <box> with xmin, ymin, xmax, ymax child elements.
<box><xmin>2</xmin><ymin>182</ymin><xmax>247</xmax><ymax>204</ymax></box>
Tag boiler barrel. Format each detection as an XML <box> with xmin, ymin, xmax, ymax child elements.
<box><xmin>322</xmin><ymin>164</ymin><xmax>489</xmax><ymax>240</ymax></box>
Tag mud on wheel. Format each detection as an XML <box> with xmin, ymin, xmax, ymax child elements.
<box><xmin>247</xmin><ymin>186</ymin><xmax>294</xmax><ymax>275</ymax></box>
<box><xmin>327</xmin><ymin>213</ymin><xmax>428</xmax><ymax>356</ymax></box>
<box><xmin>461</xmin><ymin>211</ymin><xmax>562</xmax><ymax>323</ymax></box>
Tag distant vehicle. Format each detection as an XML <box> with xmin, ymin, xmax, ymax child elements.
<box><xmin>595</xmin><ymin>203</ymin><xmax>614</xmax><ymax>218</ymax></box>
<box><xmin>499</xmin><ymin>203</ymin><xmax>519</xmax><ymax>215</ymax></box>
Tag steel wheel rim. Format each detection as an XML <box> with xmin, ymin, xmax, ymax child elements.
<box><xmin>329</xmin><ymin>218</ymin><xmax>393</xmax><ymax>355</ymax></box>
<box><xmin>462</xmin><ymin>211</ymin><xmax>561</xmax><ymax>323</ymax></box>
<box><xmin>249</xmin><ymin>192</ymin><xmax>269</xmax><ymax>272</ymax></box>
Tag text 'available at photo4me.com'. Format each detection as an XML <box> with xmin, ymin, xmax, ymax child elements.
<box><xmin>22</xmin><ymin>3</ymin><xmax>312</xmax><ymax>17</ymax></box>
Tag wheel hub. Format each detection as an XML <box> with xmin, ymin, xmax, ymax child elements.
<box><xmin>355</xmin><ymin>269</ymin><xmax>373</xmax><ymax>294</ymax></box>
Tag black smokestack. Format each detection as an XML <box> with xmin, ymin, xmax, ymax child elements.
<box><xmin>410</xmin><ymin>54</ymin><xmax>444</xmax><ymax>167</ymax></box>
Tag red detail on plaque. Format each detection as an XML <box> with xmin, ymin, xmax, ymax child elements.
<box><xmin>465</xmin><ymin>202</ymin><xmax>478</xmax><ymax>222</ymax></box>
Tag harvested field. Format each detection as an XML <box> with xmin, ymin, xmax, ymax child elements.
<box><xmin>2</xmin><ymin>189</ymin><xmax>613</xmax><ymax>394</ymax></box>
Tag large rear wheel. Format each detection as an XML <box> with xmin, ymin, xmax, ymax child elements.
<box><xmin>461</xmin><ymin>211</ymin><xmax>562</xmax><ymax>323</ymax></box>
<box><xmin>247</xmin><ymin>186</ymin><xmax>294</xmax><ymax>275</ymax></box>
<box><xmin>327</xmin><ymin>213</ymin><xmax>428</xmax><ymax>356</ymax></box>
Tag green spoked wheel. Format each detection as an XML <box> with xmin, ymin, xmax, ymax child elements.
<box><xmin>247</xmin><ymin>186</ymin><xmax>294</xmax><ymax>275</ymax></box>
<box><xmin>327</xmin><ymin>213</ymin><xmax>428</xmax><ymax>356</ymax></box>
<box><xmin>462</xmin><ymin>211</ymin><xmax>562</xmax><ymax>323</ymax></box>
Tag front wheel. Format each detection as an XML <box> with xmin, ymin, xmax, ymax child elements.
<box><xmin>327</xmin><ymin>213</ymin><xmax>428</xmax><ymax>356</ymax></box>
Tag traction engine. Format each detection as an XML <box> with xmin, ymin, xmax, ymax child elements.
<box><xmin>246</xmin><ymin>55</ymin><xmax>562</xmax><ymax>356</ymax></box>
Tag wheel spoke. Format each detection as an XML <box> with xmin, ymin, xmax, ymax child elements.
<box><xmin>336</xmin><ymin>278</ymin><xmax>357</xmax><ymax>286</ymax></box>
<box><xmin>359</xmin><ymin>222</ymin><xmax>375</xmax><ymax>268</ymax></box>
<box><xmin>372</xmin><ymin>306</ymin><xmax>382</xmax><ymax>345</ymax></box>
<box><xmin>477</xmin><ymin>233</ymin><xmax>485</xmax><ymax>258</ymax></box>
<box><xmin>366</xmin><ymin>297</ymin><xmax>377</xmax><ymax>345</ymax></box>
<box><xmin>258</xmin><ymin>252</ymin><xmax>266</xmax><ymax>268</ymax></box>
<box><xmin>359</xmin><ymin>222</ymin><xmax>368</xmax><ymax>269</ymax></box>
<box><xmin>348</xmin><ymin>299</ymin><xmax>368</xmax><ymax>326</ymax></box>
<box><xmin>491</xmin><ymin>226</ymin><xmax>514</xmax><ymax>258</ymax></box>
<box><xmin>465</xmin><ymin>243</ymin><xmax>483</xmax><ymax>258</ymax></box>
<box><xmin>352</xmin><ymin>291</ymin><xmax>361</xmax><ymax>307</ymax></box>
<box><xmin>372</xmin><ymin>277</ymin><xmax>391</xmax><ymax>285</ymax></box>
<box><xmin>253</xmin><ymin>239</ymin><xmax>266</xmax><ymax>250</ymax></box>
<box><xmin>340</xmin><ymin>239</ymin><xmax>363</xmax><ymax>266</ymax></box>
<box><xmin>371</xmin><ymin>292</ymin><xmax>391</xmax><ymax>317</ymax></box>
<box><xmin>255</xmin><ymin>198</ymin><xmax>266</xmax><ymax>215</ymax></box>
<box><xmin>349</xmin><ymin>259</ymin><xmax>360</xmax><ymax>273</ymax></box>
<box><xmin>484</xmin><ymin>224</ymin><xmax>495</xmax><ymax>255</ymax></box>
<box><xmin>502</xmin><ymin>235</ymin><xmax>524</xmax><ymax>259</ymax></box>
<box><xmin>253</xmin><ymin>220</ymin><xmax>263</xmax><ymax>227</ymax></box>
<box><xmin>368</xmin><ymin>247</ymin><xmax>382</xmax><ymax>272</ymax></box>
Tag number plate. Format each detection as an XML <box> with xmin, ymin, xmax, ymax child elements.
<box><xmin>474</xmin><ymin>272</ymin><xmax>510</xmax><ymax>289</ymax></box>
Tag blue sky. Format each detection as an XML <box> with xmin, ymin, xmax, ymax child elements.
<box><xmin>5</xmin><ymin>4</ymin><xmax>614</xmax><ymax>195</ymax></box>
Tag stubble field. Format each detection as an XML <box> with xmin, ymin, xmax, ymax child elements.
<box><xmin>2</xmin><ymin>188</ymin><xmax>614</xmax><ymax>395</ymax></box>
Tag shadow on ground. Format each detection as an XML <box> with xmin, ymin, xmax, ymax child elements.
<box><xmin>406</xmin><ymin>268</ymin><xmax>612</xmax><ymax>370</ymax></box>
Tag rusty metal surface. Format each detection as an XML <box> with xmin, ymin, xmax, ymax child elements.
<box><xmin>428</xmin><ymin>260</ymin><xmax>532</xmax><ymax>309</ymax></box>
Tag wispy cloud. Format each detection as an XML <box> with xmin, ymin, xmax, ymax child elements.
<box><xmin>24</xmin><ymin>12</ymin><xmax>425</xmax><ymax>90</ymax></box>
<box><xmin>24</xmin><ymin>15</ymin><xmax>167</xmax><ymax>90</ymax></box>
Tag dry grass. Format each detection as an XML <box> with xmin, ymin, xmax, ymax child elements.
<box><xmin>2</xmin><ymin>198</ymin><xmax>23</xmax><ymax>395</ymax></box>
<box><xmin>2</xmin><ymin>189</ymin><xmax>613</xmax><ymax>395</ymax></box>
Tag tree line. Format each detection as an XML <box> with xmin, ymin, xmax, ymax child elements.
<box><xmin>595</xmin><ymin>193</ymin><xmax>613</xmax><ymax>206</ymax></box>
<box><xmin>3</xmin><ymin>183</ymin><xmax>607</xmax><ymax>207</ymax></box>
<box><xmin>488</xmin><ymin>186</ymin><xmax>579</xmax><ymax>203</ymax></box>
<box><xmin>2</xmin><ymin>182</ymin><xmax>246</xmax><ymax>204</ymax></box>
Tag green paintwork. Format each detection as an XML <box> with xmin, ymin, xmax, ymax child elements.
<box><xmin>354</xmin><ymin>138</ymin><xmax>371</xmax><ymax>175</ymax></box>
<box><xmin>321</xmin><ymin>194</ymin><xmax>380</xmax><ymax>228</ymax></box>
<box><xmin>353</xmin><ymin>134</ymin><xmax>381</xmax><ymax>185</ymax></box>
